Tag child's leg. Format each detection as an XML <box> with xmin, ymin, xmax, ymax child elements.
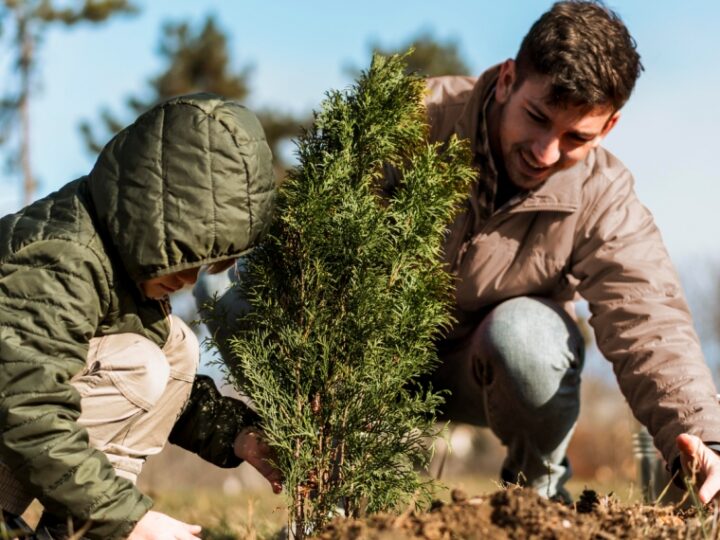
<box><xmin>71</xmin><ymin>315</ymin><xmax>199</xmax><ymax>483</ymax></box>
<box><xmin>0</xmin><ymin>315</ymin><xmax>199</xmax><ymax>516</ymax></box>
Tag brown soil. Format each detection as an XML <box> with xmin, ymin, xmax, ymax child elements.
<box><xmin>313</xmin><ymin>488</ymin><xmax>713</xmax><ymax>540</ymax></box>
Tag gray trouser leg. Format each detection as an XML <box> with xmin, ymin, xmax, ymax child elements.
<box><xmin>433</xmin><ymin>296</ymin><xmax>585</xmax><ymax>499</ymax></box>
<box><xmin>193</xmin><ymin>267</ymin><xmax>250</xmax><ymax>369</ymax></box>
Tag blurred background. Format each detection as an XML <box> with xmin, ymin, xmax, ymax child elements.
<box><xmin>2</xmin><ymin>0</ymin><xmax>718</xmax><ymax>534</ymax></box>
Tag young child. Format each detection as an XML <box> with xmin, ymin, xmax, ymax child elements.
<box><xmin>0</xmin><ymin>94</ymin><xmax>279</xmax><ymax>539</ymax></box>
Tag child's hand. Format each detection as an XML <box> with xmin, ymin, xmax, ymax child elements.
<box><xmin>128</xmin><ymin>510</ymin><xmax>201</xmax><ymax>540</ymax></box>
<box><xmin>234</xmin><ymin>427</ymin><xmax>283</xmax><ymax>494</ymax></box>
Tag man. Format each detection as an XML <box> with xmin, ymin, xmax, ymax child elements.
<box><xmin>0</xmin><ymin>94</ymin><xmax>280</xmax><ymax>539</ymax></box>
<box><xmin>423</xmin><ymin>0</ymin><xmax>720</xmax><ymax>502</ymax></box>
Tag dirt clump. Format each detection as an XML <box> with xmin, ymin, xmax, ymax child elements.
<box><xmin>313</xmin><ymin>487</ymin><xmax>707</xmax><ymax>539</ymax></box>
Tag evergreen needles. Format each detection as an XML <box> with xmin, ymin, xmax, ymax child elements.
<box><xmin>226</xmin><ymin>52</ymin><xmax>475</xmax><ymax>538</ymax></box>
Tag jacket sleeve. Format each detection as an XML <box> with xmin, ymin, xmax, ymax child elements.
<box><xmin>0</xmin><ymin>240</ymin><xmax>151</xmax><ymax>540</ymax></box>
<box><xmin>571</xmin><ymin>169</ymin><xmax>720</xmax><ymax>466</ymax></box>
<box><xmin>168</xmin><ymin>374</ymin><xmax>260</xmax><ymax>467</ymax></box>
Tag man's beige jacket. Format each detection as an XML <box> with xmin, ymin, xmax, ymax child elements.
<box><xmin>427</xmin><ymin>65</ymin><xmax>720</xmax><ymax>465</ymax></box>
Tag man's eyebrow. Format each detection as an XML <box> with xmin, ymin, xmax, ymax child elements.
<box><xmin>525</xmin><ymin>101</ymin><xmax>548</xmax><ymax>118</ymax></box>
<box><xmin>571</xmin><ymin>130</ymin><xmax>597</xmax><ymax>140</ymax></box>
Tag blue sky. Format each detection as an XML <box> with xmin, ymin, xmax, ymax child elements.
<box><xmin>2</xmin><ymin>0</ymin><xmax>719</xmax><ymax>265</ymax></box>
<box><xmin>2</xmin><ymin>0</ymin><xmax>716</xmax><ymax>378</ymax></box>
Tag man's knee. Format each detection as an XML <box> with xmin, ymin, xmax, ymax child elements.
<box><xmin>474</xmin><ymin>296</ymin><xmax>585</xmax><ymax>410</ymax></box>
<box><xmin>196</xmin><ymin>282</ymin><xmax>251</xmax><ymax>366</ymax></box>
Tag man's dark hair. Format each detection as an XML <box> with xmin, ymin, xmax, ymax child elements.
<box><xmin>515</xmin><ymin>0</ymin><xmax>643</xmax><ymax>110</ymax></box>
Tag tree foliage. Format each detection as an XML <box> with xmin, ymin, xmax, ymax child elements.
<box><xmin>346</xmin><ymin>31</ymin><xmax>471</xmax><ymax>80</ymax></box>
<box><xmin>374</xmin><ymin>31</ymin><xmax>471</xmax><ymax>77</ymax></box>
<box><xmin>225</xmin><ymin>53</ymin><xmax>474</xmax><ymax>538</ymax></box>
<box><xmin>80</xmin><ymin>15</ymin><xmax>303</xmax><ymax>171</ymax></box>
<box><xmin>0</xmin><ymin>0</ymin><xmax>136</xmax><ymax>205</ymax></box>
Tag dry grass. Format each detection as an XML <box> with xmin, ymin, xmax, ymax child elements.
<box><xmin>149</xmin><ymin>489</ymin><xmax>287</xmax><ymax>540</ymax></box>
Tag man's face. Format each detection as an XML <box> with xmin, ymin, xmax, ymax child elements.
<box><xmin>493</xmin><ymin>60</ymin><xmax>620</xmax><ymax>190</ymax></box>
<box><xmin>140</xmin><ymin>266</ymin><xmax>202</xmax><ymax>300</ymax></box>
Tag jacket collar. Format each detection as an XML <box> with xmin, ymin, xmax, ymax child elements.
<box><xmin>455</xmin><ymin>65</ymin><xmax>499</xmax><ymax>158</ymax></box>
<box><xmin>509</xmin><ymin>163</ymin><xmax>584</xmax><ymax>214</ymax></box>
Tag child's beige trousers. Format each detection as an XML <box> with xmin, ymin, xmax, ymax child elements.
<box><xmin>0</xmin><ymin>315</ymin><xmax>198</xmax><ymax>515</ymax></box>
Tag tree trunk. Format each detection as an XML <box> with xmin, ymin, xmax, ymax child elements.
<box><xmin>18</xmin><ymin>11</ymin><xmax>35</xmax><ymax>206</ymax></box>
<box><xmin>292</xmin><ymin>479</ymin><xmax>306</xmax><ymax>540</ymax></box>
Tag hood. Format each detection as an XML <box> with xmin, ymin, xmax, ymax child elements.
<box><xmin>87</xmin><ymin>93</ymin><xmax>275</xmax><ymax>283</ymax></box>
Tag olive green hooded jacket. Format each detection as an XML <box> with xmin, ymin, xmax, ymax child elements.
<box><xmin>0</xmin><ymin>94</ymin><xmax>275</xmax><ymax>539</ymax></box>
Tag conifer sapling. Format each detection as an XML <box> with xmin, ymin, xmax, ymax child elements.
<box><xmin>223</xmin><ymin>52</ymin><xmax>474</xmax><ymax>537</ymax></box>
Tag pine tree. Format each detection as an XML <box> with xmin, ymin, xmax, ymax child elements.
<box><xmin>80</xmin><ymin>15</ymin><xmax>303</xmax><ymax>171</ymax></box>
<box><xmin>225</xmin><ymin>52</ymin><xmax>474</xmax><ymax>538</ymax></box>
<box><xmin>346</xmin><ymin>31</ymin><xmax>471</xmax><ymax>80</ymax></box>
<box><xmin>373</xmin><ymin>31</ymin><xmax>471</xmax><ymax>77</ymax></box>
<box><xmin>0</xmin><ymin>0</ymin><xmax>136</xmax><ymax>205</ymax></box>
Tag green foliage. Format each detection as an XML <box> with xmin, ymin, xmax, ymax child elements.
<box><xmin>346</xmin><ymin>31</ymin><xmax>471</xmax><ymax>80</ymax></box>
<box><xmin>374</xmin><ymin>31</ymin><xmax>471</xmax><ymax>77</ymax></box>
<box><xmin>152</xmin><ymin>16</ymin><xmax>251</xmax><ymax>101</ymax></box>
<box><xmin>80</xmin><ymin>15</ymin><xmax>304</xmax><ymax>171</ymax></box>
<box><xmin>225</xmin><ymin>52</ymin><xmax>474</xmax><ymax>537</ymax></box>
<box><xmin>10</xmin><ymin>0</ymin><xmax>136</xmax><ymax>24</ymax></box>
<box><xmin>0</xmin><ymin>0</ymin><xmax>136</xmax><ymax>204</ymax></box>
<box><xmin>0</xmin><ymin>0</ymin><xmax>137</xmax><ymax>143</ymax></box>
<box><xmin>80</xmin><ymin>16</ymin><xmax>246</xmax><ymax>154</ymax></box>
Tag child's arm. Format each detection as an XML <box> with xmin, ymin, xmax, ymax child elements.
<box><xmin>167</xmin><ymin>374</ymin><xmax>260</xmax><ymax>467</ymax></box>
<box><xmin>0</xmin><ymin>239</ymin><xmax>151</xmax><ymax>539</ymax></box>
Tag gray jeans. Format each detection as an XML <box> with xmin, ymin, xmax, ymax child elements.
<box><xmin>432</xmin><ymin>296</ymin><xmax>585</xmax><ymax>500</ymax></box>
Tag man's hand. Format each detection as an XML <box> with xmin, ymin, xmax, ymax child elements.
<box><xmin>128</xmin><ymin>510</ymin><xmax>201</xmax><ymax>540</ymax></box>
<box><xmin>676</xmin><ymin>433</ymin><xmax>720</xmax><ymax>504</ymax></box>
<box><xmin>234</xmin><ymin>427</ymin><xmax>283</xmax><ymax>494</ymax></box>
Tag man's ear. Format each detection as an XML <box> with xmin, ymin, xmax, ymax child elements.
<box><xmin>592</xmin><ymin>111</ymin><xmax>621</xmax><ymax>147</ymax></box>
<box><xmin>601</xmin><ymin>111</ymin><xmax>621</xmax><ymax>137</ymax></box>
<box><xmin>495</xmin><ymin>59</ymin><xmax>516</xmax><ymax>104</ymax></box>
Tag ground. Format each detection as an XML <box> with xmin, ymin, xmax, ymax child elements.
<box><xmin>18</xmin><ymin>482</ymin><xmax>713</xmax><ymax>539</ymax></box>
<box><xmin>313</xmin><ymin>488</ymin><xmax>712</xmax><ymax>540</ymax></box>
<box><xmin>13</xmin><ymin>405</ymin><xmax>688</xmax><ymax>539</ymax></box>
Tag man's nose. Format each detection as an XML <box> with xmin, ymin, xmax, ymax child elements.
<box><xmin>530</xmin><ymin>135</ymin><xmax>561</xmax><ymax>167</ymax></box>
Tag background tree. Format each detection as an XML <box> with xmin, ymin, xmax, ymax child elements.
<box><xmin>0</xmin><ymin>0</ymin><xmax>136</xmax><ymax>205</ymax></box>
<box><xmin>347</xmin><ymin>30</ymin><xmax>471</xmax><ymax>79</ymax></box>
<box><xmin>679</xmin><ymin>259</ymin><xmax>720</xmax><ymax>378</ymax></box>
<box><xmin>225</xmin><ymin>53</ymin><xmax>474</xmax><ymax>538</ymax></box>
<box><xmin>375</xmin><ymin>31</ymin><xmax>471</xmax><ymax>77</ymax></box>
<box><xmin>80</xmin><ymin>15</ymin><xmax>303</xmax><ymax>173</ymax></box>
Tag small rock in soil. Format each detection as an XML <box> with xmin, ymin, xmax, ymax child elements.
<box><xmin>450</xmin><ymin>489</ymin><xmax>467</xmax><ymax>504</ymax></box>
